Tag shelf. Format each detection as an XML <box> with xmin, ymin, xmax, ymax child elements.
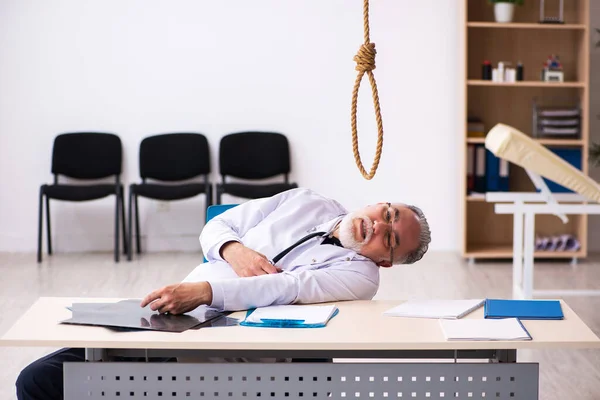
<box><xmin>465</xmin><ymin>244</ymin><xmax>584</xmax><ymax>259</ymax></box>
<box><xmin>462</xmin><ymin>0</ymin><xmax>589</xmax><ymax>262</ymax></box>
<box><xmin>466</xmin><ymin>138</ymin><xmax>584</xmax><ymax>146</ymax></box>
<box><xmin>467</xmin><ymin>195</ymin><xmax>486</xmax><ymax>202</ymax></box>
<box><xmin>467</xmin><ymin>22</ymin><xmax>587</xmax><ymax>30</ymax></box>
<box><xmin>467</xmin><ymin>80</ymin><xmax>585</xmax><ymax>88</ymax></box>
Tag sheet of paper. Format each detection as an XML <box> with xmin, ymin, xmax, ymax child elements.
<box><xmin>383</xmin><ymin>299</ymin><xmax>485</xmax><ymax>319</ymax></box>
<box><xmin>439</xmin><ymin>318</ymin><xmax>531</xmax><ymax>341</ymax></box>
<box><xmin>245</xmin><ymin>305</ymin><xmax>337</xmax><ymax>324</ymax></box>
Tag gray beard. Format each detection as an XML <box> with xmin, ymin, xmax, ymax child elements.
<box><xmin>337</xmin><ymin>211</ymin><xmax>373</xmax><ymax>253</ymax></box>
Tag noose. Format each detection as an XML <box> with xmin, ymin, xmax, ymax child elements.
<box><xmin>351</xmin><ymin>0</ymin><xmax>384</xmax><ymax>180</ymax></box>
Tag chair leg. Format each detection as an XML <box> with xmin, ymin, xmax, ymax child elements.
<box><xmin>128</xmin><ymin>190</ymin><xmax>133</xmax><ymax>261</ymax></box>
<box><xmin>121</xmin><ymin>192</ymin><xmax>127</xmax><ymax>255</ymax></box>
<box><xmin>114</xmin><ymin>192</ymin><xmax>120</xmax><ymax>263</ymax></box>
<box><xmin>46</xmin><ymin>196</ymin><xmax>52</xmax><ymax>255</ymax></box>
<box><xmin>205</xmin><ymin>186</ymin><xmax>212</xmax><ymax>223</ymax></box>
<box><xmin>135</xmin><ymin>194</ymin><xmax>141</xmax><ymax>254</ymax></box>
<box><xmin>37</xmin><ymin>189</ymin><xmax>44</xmax><ymax>263</ymax></box>
<box><xmin>216</xmin><ymin>185</ymin><xmax>222</xmax><ymax>205</ymax></box>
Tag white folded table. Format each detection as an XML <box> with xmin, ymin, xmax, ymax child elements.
<box><xmin>2</xmin><ymin>297</ymin><xmax>599</xmax><ymax>399</ymax></box>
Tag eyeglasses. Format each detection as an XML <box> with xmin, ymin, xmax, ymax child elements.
<box><xmin>384</xmin><ymin>202</ymin><xmax>399</xmax><ymax>264</ymax></box>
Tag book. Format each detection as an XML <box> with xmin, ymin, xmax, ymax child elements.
<box><xmin>486</xmin><ymin>149</ymin><xmax>509</xmax><ymax>192</ymax></box>
<box><xmin>240</xmin><ymin>304</ymin><xmax>339</xmax><ymax>328</ymax></box>
<box><xmin>484</xmin><ymin>299</ymin><xmax>564</xmax><ymax>320</ymax></box>
<box><xmin>474</xmin><ymin>144</ymin><xmax>486</xmax><ymax>193</ymax></box>
<box><xmin>440</xmin><ymin>318</ymin><xmax>532</xmax><ymax>341</ymax></box>
<box><xmin>467</xmin><ymin>144</ymin><xmax>474</xmax><ymax>193</ymax></box>
<box><xmin>383</xmin><ymin>299</ymin><xmax>485</xmax><ymax>319</ymax></box>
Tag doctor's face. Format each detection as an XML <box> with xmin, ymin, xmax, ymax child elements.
<box><xmin>338</xmin><ymin>202</ymin><xmax>421</xmax><ymax>267</ymax></box>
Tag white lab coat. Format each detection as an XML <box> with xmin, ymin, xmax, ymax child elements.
<box><xmin>181</xmin><ymin>187</ymin><xmax>380</xmax><ymax>311</ymax></box>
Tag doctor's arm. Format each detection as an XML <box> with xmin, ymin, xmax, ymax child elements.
<box><xmin>210</xmin><ymin>267</ymin><xmax>379</xmax><ymax>311</ymax></box>
<box><xmin>200</xmin><ymin>190</ymin><xmax>298</xmax><ymax>276</ymax></box>
<box><xmin>141</xmin><ymin>264</ymin><xmax>379</xmax><ymax>314</ymax></box>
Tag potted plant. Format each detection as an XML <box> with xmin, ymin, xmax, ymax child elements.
<box><xmin>488</xmin><ymin>0</ymin><xmax>524</xmax><ymax>23</ymax></box>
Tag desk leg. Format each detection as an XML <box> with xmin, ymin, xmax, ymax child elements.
<box><xmin>512</xmin><ymin>206</ymin><xmax>524</xmax><ymax>299</ymax></box>
<box><xmin>494</xmin><ymin>349</ymin><xmax>517</xmax><ymax>363</ymax></box>
<box><xmin>523</xmin><ymin>212</ymin><xmax>536</xmax><ymax>300</ymax></box>
<box><xmin>85</xmin><ymin>348</ymin><xmax>106</xmax><ymax>362</ymax></box>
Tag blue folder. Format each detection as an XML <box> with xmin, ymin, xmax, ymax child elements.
<box><xmin>541</xmin><ymin>148</ymin><xmax>582</xmax><ymax>193</ymax></box>
<box><xmin>484</xmin><ymin>299</ymin><xmax>564</xmax><ymax>320</ymax></box>
<box><xmin>240</xmin><ymin>308</ymin><xmax>339</xmax><ymax>328</ymax></box>
<box><xmin>485</xmin><ymin>149</ymin><xmax>509</xmax><ymax>192</ymax></box>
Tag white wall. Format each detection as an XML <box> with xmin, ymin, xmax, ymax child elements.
<box><xmin>0</xmin><ymin>0</ymin><xmax>460</xmax><ymax>254</ymax></box>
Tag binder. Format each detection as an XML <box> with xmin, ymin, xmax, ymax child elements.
<box><xmin>467</xmin><ymin>144</ymin><xmax>475</xmax><ymax>193</ymax></box>
<box><xmin>499</xmin><ymin>158</ymin><xmax>509</xmax><ymax>190</ymax></box>
<box><xmin>240</xmin><ymin>304</ymin><xmax>339</xmax><ymax>328</ymax></box>
<box><xmin>474</xmin><ymin>144</ymin><xmax>486</xmax><ymax>193</ymax></box>
<box><xmin>486</xmin><ymin>149</ymin><xmax>509</xmax><ymax>192</ymax></box>
<box><xmin>541</xmin><ymin>148</ymin><xmax>582</xmax><ymax>193</ymax></box>
<box><xmin>484</xmin><ymin>299</ymin><xmax>564</xmax><ymax>320</ymax></box>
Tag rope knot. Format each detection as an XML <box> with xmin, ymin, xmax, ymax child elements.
<box><xmin>350</xmin><ymin>0</ymin><xmax>384</xmax><ymax>181</ymax></box>
<box><xmin>353</xmin><ymin>42</ymin><xmax>376</xmax><ymax>73</ymax></box>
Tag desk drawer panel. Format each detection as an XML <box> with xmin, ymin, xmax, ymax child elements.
<box><xmin>64</xmin><ymin>361</ymin><xmax>539</xmax><ymax>400</ymax></box>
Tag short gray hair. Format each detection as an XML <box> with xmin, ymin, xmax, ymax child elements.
<box><xmin>398</xmin><ymin>204</ymin><xmax>431</xmax><ymax>265</ymax></box>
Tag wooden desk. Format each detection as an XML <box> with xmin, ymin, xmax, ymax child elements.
<box><xmin>2</xmin><ymin>297</ymin><xmax>599</xmax><ymax>400</ymax></box>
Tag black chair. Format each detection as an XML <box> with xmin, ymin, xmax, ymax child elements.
<box><xmin>128</xmin><ymin>133</ymin><xmax>212</xmax><ymax>261</ymax></box>
<box><xmin>38</xmin><ymin>132</ymin><xmax>127</xmax><ymax>263</ymax></box>
<box><xmin>216</xmin><ymin>131</ymin><xmax>298</xmax><ymax>204</ymax></box>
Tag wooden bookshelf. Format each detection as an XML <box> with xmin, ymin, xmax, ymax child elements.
<box><xmin>459</xmin><ymin>0</ymin><xmax>590</xmax><ymax>260</ymax></box>
<box><xmin>466</xmin><ymin>137</ymin><xmax>584</xmax><ymax>146</ymax></box>
<box><xmin>467</xmin><ymin>80</ymin><xmax>586</xmax><ymax>88</ymax></box>
<box><xmin>467</xmin><ymin>22</ymin><xmax>587</xmax><ymax>30</ymax></box>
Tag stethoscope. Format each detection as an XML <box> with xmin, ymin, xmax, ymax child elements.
<box><xmin>269</xmin><ymin>230</ymin><xmax>328</xmax><ymax>265</ymax></box>
<box><xmin>269</xmin><ymin>218</ymin><xmax>344</xmax><ymax>265</ymax></box>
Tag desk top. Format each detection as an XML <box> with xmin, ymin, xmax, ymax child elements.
<box><xmin>1</xmin><ymin>297</ymin><xmax>599</xmax><ymax>351</ymax></box>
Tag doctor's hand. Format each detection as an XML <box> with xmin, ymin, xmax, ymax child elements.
<box><xmin>220</xmin><ymin>241</ymin><xmax>281</xmax><ymax>277</ymax></box>
<box><xmin>140</xmin><ymin>282</ymin><xmax>213</xmax><ymax>315</ymax></box>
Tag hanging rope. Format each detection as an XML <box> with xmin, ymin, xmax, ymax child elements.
<box><xmin>351</xmin><ymin>0</ymin><xmax>384</xmax><ymax>180</ymax></box>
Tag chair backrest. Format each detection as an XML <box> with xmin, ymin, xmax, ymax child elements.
<box><xmin>51</xmin><ymin>132</ymin><xmax>122</xmax><ymax>180</ymax></box>
<box><xmin>206</xmin><ymin>204</ymin><xmax>238</xmax><ymax>222</ymax></box>
<box><xmin>203</xmin><ymin>204</ymin><xmax>238</xmax><ymax>262</ymax></box>
<box><xmin>139</xmin><ymin>133</ymin><xmax>210</xmax><ymax>182</ymax></box>
<box><xmin>219</xmin><ymin>132</ymin><xmax>291</xmax><ymax>180</ymax></box>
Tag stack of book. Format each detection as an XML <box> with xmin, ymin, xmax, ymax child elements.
<box><xmin>467</xmin><ymin>143</ymin><xmax>509</xmax><ymax>195</ymax></box>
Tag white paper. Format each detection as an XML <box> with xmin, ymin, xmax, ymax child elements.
<box><xmin>245</xmin><ymin>305</ymin><xmax>337</xmax><ymax>324</ymax></box>
<box><xmin>440</xmin><ymin>318</ymin><xmax>531</xmax><ymax>341</ymax></box>
<box><xmin>383</xmin><ymin>299</ymin><xmax>484</xmax><ymax>319</ymax></box>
